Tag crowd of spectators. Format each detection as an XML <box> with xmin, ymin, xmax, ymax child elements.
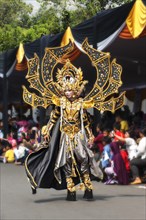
<box><xmin>0</xmin><ymin>105</ymin><xmax>146</xmax><ymax>186</ymax></box>
<box><xmin>0</xmin><ymin>115</ymin><xmax>41</xmax><ymax>165</ymax></box>
<box><xmin>90</xmin><ymin>107</ymin><xmax>146</xmax><ymax>185</ymax></box>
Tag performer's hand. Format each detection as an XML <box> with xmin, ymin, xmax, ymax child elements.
<box><xmin>88</xmin><ymin>135</ymin><xmax>94</xmax><ymax>145</ymax></box>
<box><xmin>43</xmin><ymin>134</ymin><xmax>50</xmax><ymax>143</ymax></box>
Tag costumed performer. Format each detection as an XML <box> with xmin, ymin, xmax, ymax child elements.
<box><xmin>22</xmin><ymin>39</ymin><xmax>125</xmax><ymax>201</ymax></box>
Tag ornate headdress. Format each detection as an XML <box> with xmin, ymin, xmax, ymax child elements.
<box><xmin>55</xmin><ymin>59</ymin><xmax>88</xmax><ymax>96</ymax></box>
<box><xmin>22</xmin><ymin>39</ymin><xmax>125</xmax><ymax>112</ymax></box>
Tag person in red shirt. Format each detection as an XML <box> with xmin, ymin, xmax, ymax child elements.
<box><xmin>112</xmin><ymin>122</ymin><xmax>125</xmax><ymax>142</ymax></box>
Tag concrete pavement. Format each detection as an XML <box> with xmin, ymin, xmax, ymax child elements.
<box><xmin>0</xmin><ymin>163</ymin><xmax>146</xmax><ymax>220</ymax></box>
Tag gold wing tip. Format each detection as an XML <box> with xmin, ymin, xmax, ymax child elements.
<box><xmin>22</xmin><ymin>85</ymin><xmax>27</xmax><ymax>92</ymax></box>
<box><xmin>82</xmin><ymin>38</ymin><xmax>88</xmax><ymax>47</ymax></box>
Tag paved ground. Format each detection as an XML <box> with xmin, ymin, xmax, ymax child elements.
<box><xmin>0</xmin><ymin>163</ymin><xmax>146</xmax><ymax>220</ymax></box>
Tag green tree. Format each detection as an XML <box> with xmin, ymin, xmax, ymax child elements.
<box><xmin>0</xmin><ymin>0</ymin><xmax>133</xmax><ymax>52</ymax></box>
<box><xmin>0</xmin><ymin>0</ymin><xmax>33</xmax><ymax>27</ymax></box>
<box><xmin>36</xmin><ymin>0</ymin><xmax>133</xmax><ymax>29</ymax></box>
<box><xmin>0</xmin><ymin>0</ymin><xmax>60</xmax><ymax>51</ymax></box>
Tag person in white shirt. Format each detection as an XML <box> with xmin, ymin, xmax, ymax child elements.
<box><xmin>130</xmin><ymin>128</ymin><xmax>146</xmax><ymax>184</ymax></box>
<box><xmin>113</xmin><ymin>130</ymin><xmax>138</xmax><ymax>160</ymax></box>
<box><xmin>14</xmin><ymin>143</ymin><xmax>29</xmax><ymax>165</ymax></box>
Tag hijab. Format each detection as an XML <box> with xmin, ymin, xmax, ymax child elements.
<box><xmin>110</xmin><ymin>142</ymin><xmax>129</xmax><ymax>185</ymax></box>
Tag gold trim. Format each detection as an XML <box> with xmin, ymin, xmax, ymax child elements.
<box><xmin>53</xmin><ymin>114</ymin><xmax>60</xmax><ymax>119</ymax></box>
<box><xmin>61</xmin><ymin>27</ymin><xmax>74</xmax><ymax>46</ymax></box>
<box><xmin>25</xmin><ymin>154</ymin><xmax>38</xmax><ymax>187</ymax></box>
<box><xmin>50</xmin><ymin>119</ymin><xmax>56</xmax><ymax>123</ymax></box>
<box><xmin>25</xmin><ymin>144</ymin><xmax>50</xmax><ymax>188</ymax></box>
<box><xmin>42</xmin><ymin>41</ymin><xmax>74</xmax><ymax>90</ymax></box>
<box><xmin>66</xmin><ymin>177</ymin><xmax>76</xmax><ymax>192</ymax></box>
<box><xmin>22</xmin><ymin>41</ymin><xmax>74</xmax><ymax>109</ymax></box>
<box><xmin>23</xmin><ymin>38</ymin><xmax>125</xmax><ymax>112</ymax></box>
<box><xmin>83</xmin><ymin>173</ymin><xmax>93</xmax><ymax>190</ymax></box>
<box><xmin>82</xmin><ymin>38</ymin><xmax>125</xmax><ymax>112</ymax></box>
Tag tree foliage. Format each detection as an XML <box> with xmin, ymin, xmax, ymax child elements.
<box><xmin>0</xmin><ymin>0</ymin><xmax>133</xmax><ymax>52</ymax></box>
<box><xmin>0</xmin><ymin>0</ymin><xmax>33</xmax><ymax>27</ymax></box>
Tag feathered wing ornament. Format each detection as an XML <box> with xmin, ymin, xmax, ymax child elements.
<box><xmin>22</xmin><ymin>40</ymin><xmax>74</xmax><ymax>108</ymax></box>
<box><xmin>82</xmin><ymin>39</ymin><xmax>125</xmax><ymax>113</ymax></box>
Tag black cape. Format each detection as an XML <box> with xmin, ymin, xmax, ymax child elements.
<box><xmin>25</xmin><ymin>120</ymin><xmax>80</xmax><ymax>190</ymax></box>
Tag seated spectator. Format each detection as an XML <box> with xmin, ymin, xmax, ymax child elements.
<box><xmin>7</xmin><ymin>131</ymin><xmax>13</xmax><ymax>143</ymax></box>
<box><xmin>9</xmin><ymin>139</ymin><xmax>17</xmax><ymax>150</ymax></box>
<box><xmin>14</xmin><ymin>142</ymin><xmax>29</xmax><ymax>165</ymax></box>
<box><xmin>17</xmin><ymin>121</ymin><xmax>28</xmax><ymax>143</ymax></box>
<box><xmin>22</xmin><ymin>139</ymin><xmax>37</xmax><ymax>152</ymax></box>
<box><xmin>113</xmin><ymin>130</ymin><xmax>137</xmax><ymax>161</ymax></box>
<box><xmin>100</xmin><ymin>136</ymin><xmax>112</xmax><ymax>170</ymax></box>
<box><xmin>91</xmin><ymin>145</ymin><xmax>100</xmax><ymax>162</ymax></box>
<box><xmin>93</xmin><ymin>124</ymin><xmax>104</xmax><ymax>161</ymax></box>
<box><xmin>3</xmin><ymin>143</ymin><xmax>15</xmax><ymax>163</ymax></box>
<box><xmin>0</xmin><ymin>138</ymin><xmax>9</xmax><ymax>162</ymax></box>
<box><xmin>130</xmin><ymin>128</ymin><xmax>146</xmax><ymax>184</ymax></box>
<box><xmin>21</xmin><ymin>129</ymin><xmax>39</xmax><ymax>152</ymax></box>
<box><xmin>104</xmin><ymin>142</ymin><xmax>129</xmax><ymax>185</ymax></box>
<box><xmin>103</xmin><ymin>128</ymin><xmax>111</xmax><ymax>138</ymax></box>
<box><xmin>29</xmin><ymin>128</ymin><xmax>37</xmax><ymax>145</ymax></box>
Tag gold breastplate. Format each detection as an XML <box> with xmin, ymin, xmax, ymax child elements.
<box><xmin>61</xmin><ymin>97</ymin><xmax>83</xmax><ymax>139</ymax></box>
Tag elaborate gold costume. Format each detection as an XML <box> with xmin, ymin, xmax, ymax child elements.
<box><xmin>23</xmin><ymin>39</ymin><xmax>125</xmax><ymax>200</ymax></box>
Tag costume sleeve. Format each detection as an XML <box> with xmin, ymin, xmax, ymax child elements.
<box><xmin>49</xmin><ymin>106</ymin><xmax>60</xmax><ymax>124</ymax></box>
<box><xmin>83</xmin><ymin>99</ymin><xmax>94</xmax><ymax>109</ymax></box>
<box><xmin>41</xmin><ymin>106</ymin><xmax>60</xmax><ymax>137</ymax></box>
<box><xmin>52</xmin><ymin>95</ymin><xmax>60</xmax><ymax>106</ymax></box>
<box><xmin>83</xmin><ymin>111</ymin><xmax>93</xmax><ymax>139</ymax></box>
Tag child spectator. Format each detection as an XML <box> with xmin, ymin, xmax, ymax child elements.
<box><xmin>10</xmin><ymin>139</ymin><xmax>17</xmax><ymax>150</ymax></box>
<box><xmin>100</xmin><ymin>136</ymin><xmax>112</xmax><ymax>170</ymax></box>
<box><xmin>3</xmin><ymin>143</ymin><xmax>15</xmax><ymax>163</ymax></box>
